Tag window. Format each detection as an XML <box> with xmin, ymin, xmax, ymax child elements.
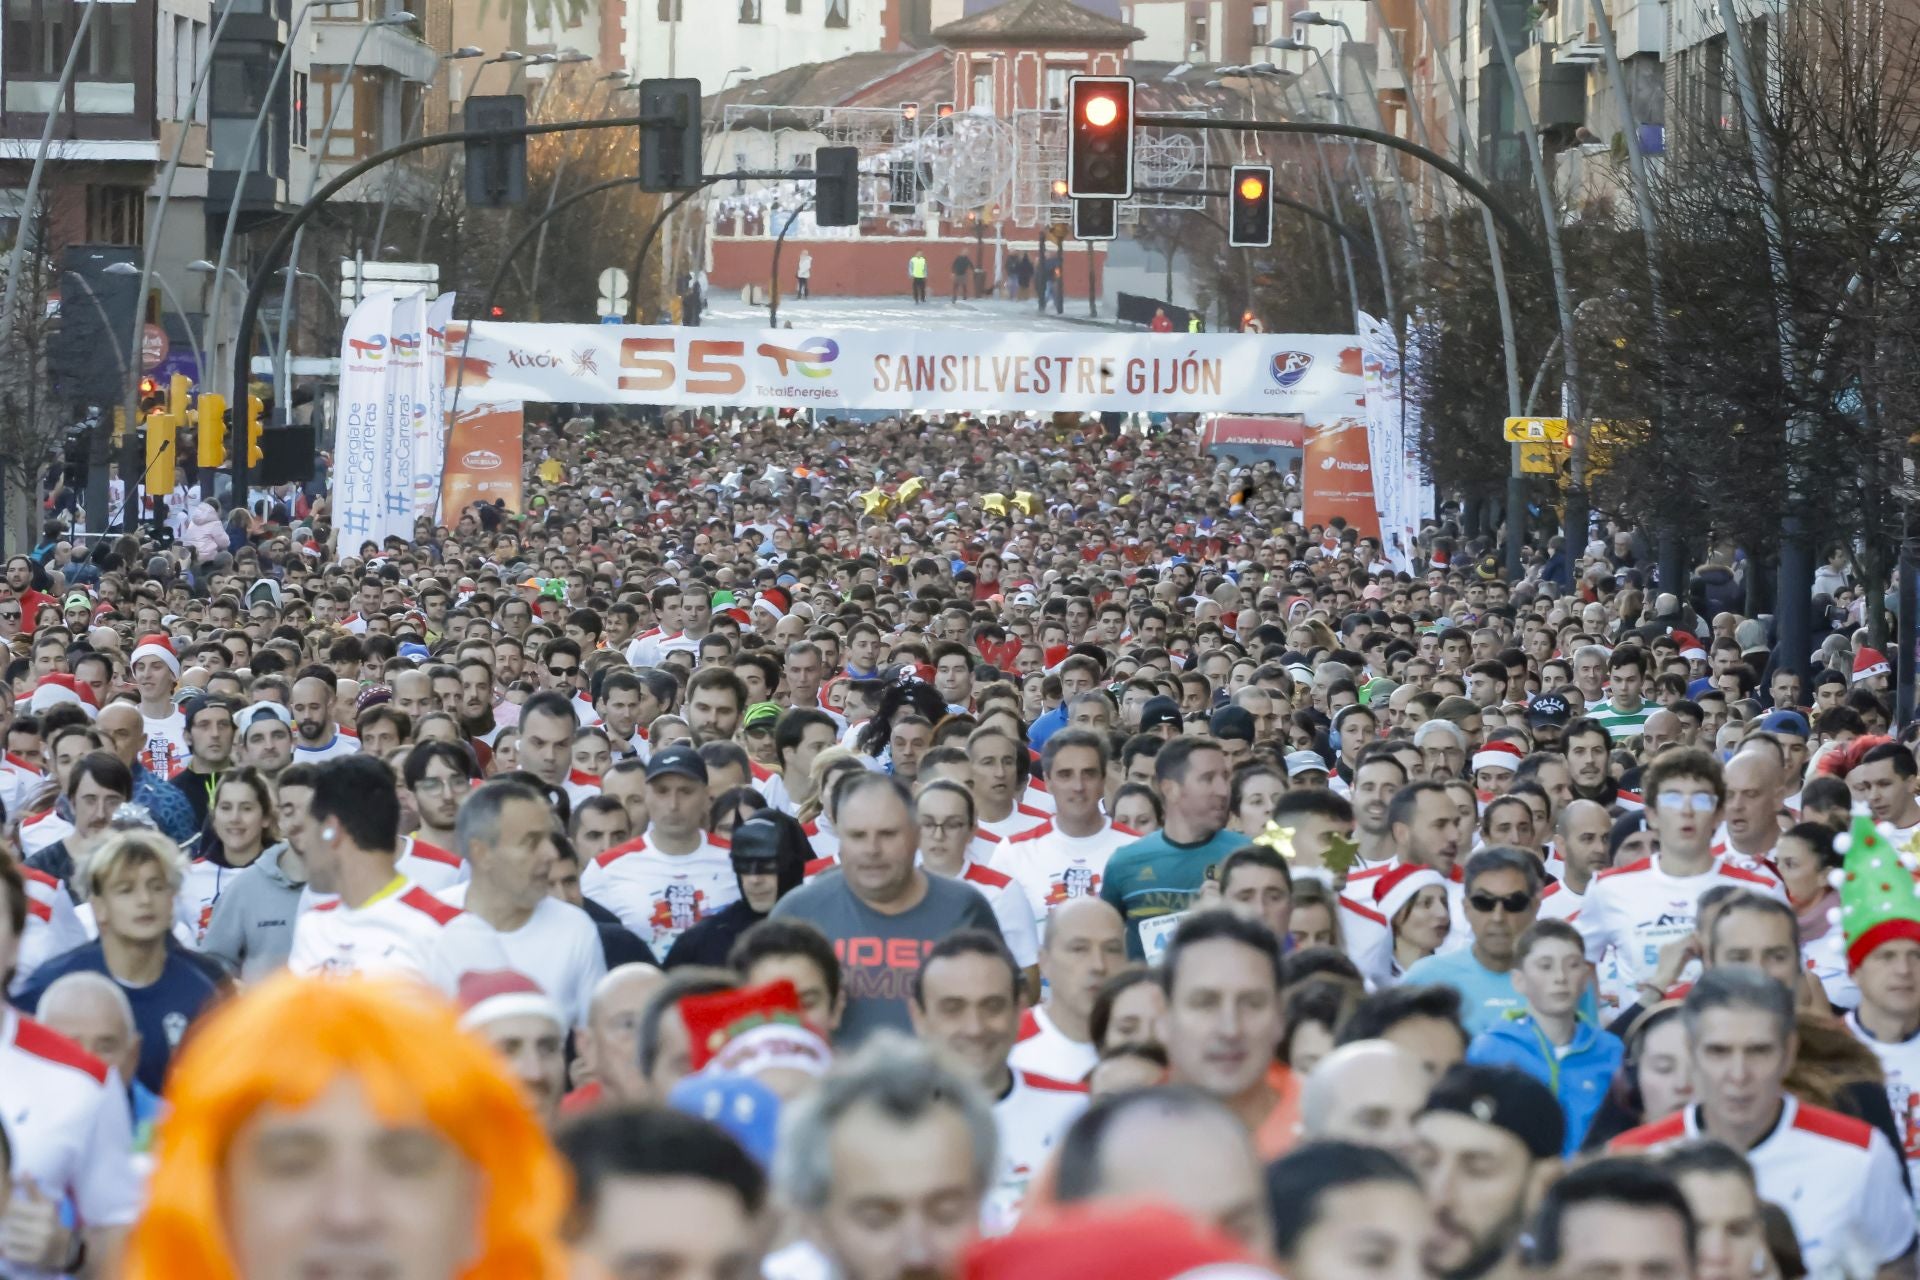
<box><xmin>1044</xmin><ymin>65</ymin><xmax>1076</xmax><ymax>110</ymax></box>
<box><xmin>85</xmin><ymin>186</ymin><xmax>143</xmax><ymax>245</ymax></box>
<box><xmin>826</xmin><ymin>0</ymin><xmax>848</xmax><ymax>24</ymax></box>
<box><xmin>1251</xmin><ymin>3</ymin><xmax>1269</xmax><ymax>45</ymax></box>
<box><xmin>971</xmin><ymin>64</ymin><xmax>991</xmax><ymax>109</ymax></box>
<box><xmin>7</xmin><ymin>0</ymin><xmax>133</xmax><ymax>81</ymax></box>
<box><xmin>740</xmin><ymin>0</ymin><xmax>762</xmax><ymax>19</ymax></box>
<box><xmin>291</xmin><ymin>71</ymin><xmax>309</xmax><ymax>148</ymax></box>
<box><xmin>656</xmin><ymin>0</ymin><xmax>681</xmax><ymax>17</ymax></box>
<box><xmin>1188</xmin><ymin>14</ymin><xmax>1207</xmax><ymax>54</ymax></box>
<box><xmin>787</xmin><ymin>0</ymin><xmax>801</xmax><ymax>11</ymax></box>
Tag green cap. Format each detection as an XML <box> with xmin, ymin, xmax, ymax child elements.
<box><xmin>744</xmin><ymin>701</ymin><xmax>783</xmax><ymax>730</ymax></box>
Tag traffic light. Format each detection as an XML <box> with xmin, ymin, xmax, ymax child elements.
<box><xmin>168</xmin><ymin>373</ymin><xmax>190</xmax><ymax>420</ymax></box>
<box><xmin>1073</xmin><ymin>197</ymin><xmax>1118</xmax><ymax>241</ymax></box>
<box><xmin>1066</xmin><ymin>76</ymin><xmax>1134</xmax><ymax>199</ymax></box>
<box><xmin>1229</xmin><ymin>165</ymin><xmax>1273</xmax><ymax>247</ymax></box>
<box><xmin>196</xmin><ymin>392</ymin><xmax>228</xmax><ymax>468</ymax></box>
<box><xmin>246</xmin><ymin>395</ymin><xmax>265</xmax><ymax>467</ymax></box>
<box><xmin>145</xmin><ymin>410</ymin><xmax>176</xmax><ymax>495</ymax></box>
<box><xmin>464</xmin><ymin>95</ymin><xmax>528</xmax><ymax>207</ymax></box>
<box><xmin>815</xmin><ymin>146</ymin><xmax>861</xmax><ymax>228</ymax></box>
<box><xmin>638</xmin><ymin>78</ymin><xmax>703</xmax><ymax>192</ymax></box>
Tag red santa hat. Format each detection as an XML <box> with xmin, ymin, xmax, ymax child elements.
<box><xmin>28</xmin><ymin>672</ymin><xmax>98</xmax><ymax>720</ymax></box>
<box><xmin>455</xmin><ymin>970</ymin><xmax>564</xmax><ymax>1034</ymax></box>
<box><xmin>753</xmin><ymin>587</ymin><xmax>791</xmax><ymax>622</ymax></box>
<box><xmin>129</xmin><ymin>634</ymin><xmax>180</xmax><ymax>678</ymax></box>
<box><xmin>1373</xmin><ymin>863</ymin><xmax>1448</xmax><ymax>923</ymax></box>
<box><xmin>1854</xmin><ymin>647</ymin><xmax>1891</xmax><ymax>684</ymax></box>
<box><xmin>679</xmin><ymin>979</ymin><xmax>831</xmax><ymax>1078</ymax></box>
<box><xmin>1672</xmin><ymin>631</ymin><xmax>1707</xmax><ymax>662</ymax></box>
<box><xmin>1471</xmin><ymin>740</ymin><xmax>1524</xmax><ymax>776</ymax></box>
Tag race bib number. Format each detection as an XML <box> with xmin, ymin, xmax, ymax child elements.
<box><xmin>1139</xmin><ymin>910</ymin><xmax>1189</xmax><ymax>965</ymax></box>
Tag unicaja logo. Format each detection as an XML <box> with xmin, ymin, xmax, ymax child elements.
<box><xmin>1269</xmin><ymin>351</ymin><xmax>1313</xmax><ymax>389</ymax></box>
<box><xmin>1320</xmin><ymin>454</ymin><xmax>1338</xmax><ymax>470</ymax></box>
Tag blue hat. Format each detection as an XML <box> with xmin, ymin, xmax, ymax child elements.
<box><xmin>667</xmin><ymin>1075</ymin><xmax>782</xmax><ymax>1168</ymax></box>
<box><xmin>398</xmin><ymin>642</ymin><xmax>431</xmax><ymax>662</ymax></box>
<box><xmin>1759</xmin><ymin>709</ymin><xmax>1810</xmax><ymax>739</ymax></box>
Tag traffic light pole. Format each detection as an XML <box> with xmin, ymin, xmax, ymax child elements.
<box><xmin>225</xmin><ymin>111</ymin><xmax>678</xmax><ymax>509</ymax></box>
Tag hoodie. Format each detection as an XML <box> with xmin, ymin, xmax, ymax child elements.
<box><xmin>1468</xmin><ymin>1012</ymin><xmax>1624</xmax><ymax>1156</ymax></box>
<box><xmin>199</xmin><ymin>841</ymin><xmax>307</xmax><ymax>982</ymax></box>
<box><xmin>183</xmin><ymin>500</ymin><xmax>230</xmax><ymax>561</ymax></box>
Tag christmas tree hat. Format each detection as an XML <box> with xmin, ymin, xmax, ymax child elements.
<box><xmin>1839</xmin><ymin>807</ymin><xmax>1920</xmax><ymax>972</ymax></box>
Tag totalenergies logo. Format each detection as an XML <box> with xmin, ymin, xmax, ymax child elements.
<box><xmin>348</xmin><ymin>334</ymin><xmax>388</xmax><ymax>362</ymax></box>
<box><xmin>1270</xmin><ymin>350</ymin><xmax>1313</xmax><ymax>390</ymax></box>
<box><xmin>391</xmin><ymin>331</ymin><xmax>422</xmax><ymax>354</ymax></box>
<box><xmin>758</xmin><ymin>337</ymin><xmax>839</xmax><ymax>379</ymax></box>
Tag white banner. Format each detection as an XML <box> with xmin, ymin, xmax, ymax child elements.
<box><xmin>1360</xmin><ymin>311</ymin><xmax>1419</xmax><ymax>571</ymax></box>
<box><xmin>420</xmin><ymin>293</ymin><xmax>456</xmax><ymax>521</ymax></box>
<box><xmin>442</xmin><ymin>322</ymin><xmax>1364</xmax><ymax>414</ymax></box>
<box><xmin>333</xmin><ymin>290</ymin><xmax>428</xmax><ymax>554</ymax></box>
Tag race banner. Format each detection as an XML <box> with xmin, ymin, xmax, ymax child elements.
<box><xmin>419</xmin><ymin>293</ymin><xmax>457</xmax><ymax>520</ymax></box>
<box><xmin>440</xmin><ymin>402</ymin><xmax>526</xmax><ymax>517</ymax></box>
<box><xmin>442</xmin><ymin>322</ymin><xmax>1364</xmax><ymax>415</ymax></box>
<box><xmin>333</xmin><ymin>289</ymin><xmax>427</xmax><ymax>553</ymax></box>
<box><xmin>1301</xmin><ymin>417</ymin><xmax>1381</xmax><ymax>539</ymax></box>
<box><xmin>1360</xmin><ymin>312</ymin><xmax>1412</xmax><ymax>570</ymax></box>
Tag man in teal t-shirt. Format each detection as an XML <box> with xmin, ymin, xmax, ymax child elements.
<box><xmin>1100</xmin><ymin>738</ymin><xmax>1244</xmax><ymax>959</ymax></box>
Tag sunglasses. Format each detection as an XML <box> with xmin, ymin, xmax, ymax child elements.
<box><xmin>1654</xmin><ymin>792</ymin><xmax>1717</xmax><ymax>814</ymax></box>
<box><xmin>548</xmin><ymin>665</ymin><xmax>580</xmax><ymax>678</ymax></box>
<box><xmin>0</xmin><ymin>610</ymin><xmax>18</xmax><ymax>620</ymax></box>
<box><xmin>1468</xmin><ymin>891</ymin><xmax>1535</xmax><ymax>915</ymax></box>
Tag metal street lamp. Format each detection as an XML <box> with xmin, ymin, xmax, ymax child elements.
<box><xmin>369</xmin><ymin>44</ymin><xmax>487</xmax><ymax>258</ymax></box>
<box><xmin>188</xmin><ymin>260</ymin><xmax>281</xmax><ymax>361</ymax></box>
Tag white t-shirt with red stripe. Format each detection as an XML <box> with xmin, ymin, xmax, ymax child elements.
<box><xmin>1611</xmin><ymin>1097</ymin><xmax>1915</xmax><ymax>1274</ymax></box>
<box><xmin>17</xmin><ymin>804</ymin><xmax>73</xmax><ymax>857</ymax></box>
<box><xmin>1009</xmin><ymin>1004</ymin><xmax>1098</xmax><ymax>1083</ymax></box>
<box><xmin>958</xmin><ymin>860</ymin><xmax>1040</xmax><ymax>968</ymax></box>
<box><xmin>1576</xmin><ymin>854</ymin><xmax>1786</xmax><ymax>1010</ymax></box>
<box><xmin>986</xmin><ymin>1068</ymin><xmax>1088</xmax><ymax>1235</ymax></box>
<box><xmin>396</xmin><ymin>835</ymin><xmax>467</xmax><ymax>893</ymax></box>
<box><xmin>990</xmin><ymin>818</ymin><xmax>1138</xmax><ymax>932</ymax></box>
<box><xmin>580</xmin><ymin>830</ymin><xmax>740</xmax><ymax>954</ymax></box>
<box><xmin>0</xmin><ymin>750</ymin><xmax>45</xmax><ymax>815</ymax></box>
<box><xmin>11</xmin><ymin>866</ymin><xmax>87</xmax><ymax>995</ymax></box>
<box><xmin>1</xmin><ymin>1011</ymin><xmax>141</xmax><ymax>1280</ymax></box>
<box><xmin>287</xmin><ymin>876</ymin><xmax>509</xmax><ymax>995</ymax></box>
<box><xmin>979</xmin><ymin>802</ymin><xmax>1051</xmax><ymax>843</ymax></box>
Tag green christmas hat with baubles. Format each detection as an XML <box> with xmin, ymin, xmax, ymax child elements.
<box><xmin>1839</xmin><ymin>806</ymin><xmax>1920</xmax><ymax>972</ymax></box>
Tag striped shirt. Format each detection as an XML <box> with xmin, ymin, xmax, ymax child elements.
<box><xmin>1588</xmin><ymin>699</ymin><xmax>1653</xmax><ymax>741</ymax></box>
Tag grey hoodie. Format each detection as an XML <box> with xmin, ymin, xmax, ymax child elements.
<box><xmin>201</xmin><ymin>841</ymin><xmax>307</xmax><ymax>981</ymax></box>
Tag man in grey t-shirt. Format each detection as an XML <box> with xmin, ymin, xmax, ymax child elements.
<box><xmin>772</xmin><ymin>773</ymin><xmax>1001</xmax><ymax>1044</ymax></box>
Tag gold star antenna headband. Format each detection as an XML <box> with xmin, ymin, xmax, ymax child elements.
<box><xmin>1258</xmin><ymin>817</ymin><xmax>1360</xmax><ymax>878</ymax></box>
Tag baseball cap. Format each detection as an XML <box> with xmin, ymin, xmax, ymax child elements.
<box><xmin>645</xmin><ymin>743</ymin><xmax>709</xmax><ymax>785</ymax></box>
<box><xmin>1139</xmin><ymin>696</ymin><xmax>1183</xmax><ymax>734</ymax></box>
<box><xmin>1525</xmin><ymin>693</ymin><xmax>1572</xmax><ymax>727</ymax></box>
<box><xmin>1759</xmin><ymin>709</ymin><xmax>1810</xmax><ymax>739</ymax></box>
<box><xmin>1284</xmin><ymin>750</ymin><xmax>1330</xmax><ymax>778</ymax></box>
<box><xmin>1421</xmin><ymin>1063</ymin><xmax>1565</xmax><ymax>1160</ymax></box>
<box><xmin>1208</xmin><ymin>705</ymin><xmax>1255</xmax><ymax>743</ymax></box>
<box><xmin>744</xmin><ymin>701</ymin><xmax>783</xmax><ymax>730</ymax></box>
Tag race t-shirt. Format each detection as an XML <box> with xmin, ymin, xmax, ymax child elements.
<box><xmin>1010</xmin><ymin>1004</ymin><xmax>1099</xmax><ymax>1083</ymax></box>
<box><xmin>978</xmin><ymin>802</ymin><xmax>1051</xmax><ymax>843</ymax></box>
<box><xmin>293</xmin><ymin>732</ymin><xmax>361</xmax><ymax>763</ymax></box>
<box><xmin>396</xmin><ymin>835</ymin><xmax>468</xmax><ymax>893</ymax></box>
<box><xmin>992</xmin><ymin>818</ymin><xmax>1139</xmax><ymax>932</ymax></box>
<box><xmin>1576</xmin><ymin>855</ymin><xmax>1785</xmax><ymax>1011</ymax></box>
<box><xmin>141</xmin><ymin>708</ymin><xmax>189</xmax><ymax>778</ymax></box>
<box><xmin>287</xmin><ymin>875</ymin><xmax>509</xmax><ymax>994</ymax></box>
<box><xmin>1847</xmin><ymin>1010</ymin><xmax>1920</xmax><ymax>1214</ymax></box>
<box><xmin>986</xmin><ymin>1069</ymin><xmax>1087</xmax><ymax>1235</ymax></box>
<box><xmin>10</xmin><ymin>865</ymin><xmax>88</xmax><ymax>996</ymax></box>
<box><xmin>437</xmin><ymin>885</ymin><xmax>607</xmax><ymax>1027</ymax></box>
<box><xmin>580</xmin><ymin>831</ymin><xmax>739</xmax><ymax>955</ymax></box>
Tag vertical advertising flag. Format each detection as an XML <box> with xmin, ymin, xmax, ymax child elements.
<box><xmin>1301</xmin><ymin>416</ymin><xmax>1381</xmax><ymax>539</ymax></box>
<box><xmin>420</xmin><ymin>292</ymin><xmax>457</xmax><ymax>520</ymax></box>
<box><xmin>384</xmin><ymin>290</ymin><xmax>427</xmax><ymax>547</ymax></box>
<box><xmin>332</xmin><ymin>291</ymin><xmax>396</xmax><ymax>554</ymax></box>
<box><xmin>440</xmin><ymin>402</ymin><xmax>526</xmax><ymax>518</ymax></box>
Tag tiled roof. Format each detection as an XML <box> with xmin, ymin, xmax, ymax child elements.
<box><xmin>932</xmin><ymin>0</ymin><xmax>1145</xmax><ymax>47</ymax></box>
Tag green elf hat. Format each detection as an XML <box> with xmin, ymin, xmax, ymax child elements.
<box><xmin>1838</xmin><ymin>806</ymin><xmax>1920</xmax><ymax>972</ymax></box>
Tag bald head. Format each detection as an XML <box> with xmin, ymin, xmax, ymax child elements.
<box><xmin>584</xmin><ymin>962</ymin><xmax>666</xmax><ymax>1106</ymax></box>
<box><xmin>1046</xmin><ymin>896</ymin><xmax>1125</xmax><ymax>949</ymax></box>
<box><xmin>37</xmin><ymin>970</ymin><xmax>139</xmax><ymax>1086</ymax></box>
<box><xmin>1300</xmin><ymin>1039</ymin><xmax>1428</xmax><ymax>1164</ymax></box>
<box><xmin>1556</xmin><ymin>798</ymin><xmax>1610</xmax><ymax>841</ymax></box>
<box><xmin>95</xmin><ymin>702</ymin><xmax>143</xmax><ymax>766</ymax></box>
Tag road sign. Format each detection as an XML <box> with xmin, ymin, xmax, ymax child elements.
<box><xmin>1504</xmin><ymin>416</ymin><xmax>1568</xmax><ymax>443</ymax></box>
<box><xmin>141</xmin><ymin>323</ymin><xmax>168</xmax><ymax>371</ymax></box>
<box><xmin>1518</xmin><ymin>442</ymin><xmax>1556</xmax><ymax>474</ymax></box>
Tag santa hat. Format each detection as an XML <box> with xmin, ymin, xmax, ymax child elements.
<box><xmin>1854</xmin><ymin>647</ymin><xmax>1891</xmax><ymax>684</ymax></box>
<box><xmin>130</xmin><ymin>634</ymin><xmax>180</xmax><ymax>678</ymax></box>
<box><xmin>455</xmin><ymin>970</ymin><xmax>564</xmax><ymax>1034</ymax></box>
<box><xmin>1839</xmin><ymin>808</ymin><xmax>1920</xmax><ymax>972</ymax></box>
<box><xmin>753</xmin><ymin>587</ymin><xmax>791</xmax><ymax>622</ymax></box>
<box><xmin>28</xmin><ymin>673</ymin><xmax>98</xmax><ymax>720</ymax></box>
<box><xmin>1672</xmin><ymin>631</ymin><xmax>1707</xmax><ymax>662</ymax></box>
<box><xmin>680</xmin><ymin>980</ymin><xmax>831</xmax><ymax>1078</ymax></box>
<box><xmin>1471</xmin><ymin>741</ymin><xmax>1524</xmax><ymax>776</ymax></box>
<box><xmin>1373</xmin><ymin>863</ymin><xmax>1447</xmax><ymax>922</ymax></box>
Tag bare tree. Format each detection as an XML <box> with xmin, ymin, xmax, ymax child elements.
<box><xmin>0</xmin><ymin>206</ymin><xmax>74</xmax><ymax>555</ymax></box>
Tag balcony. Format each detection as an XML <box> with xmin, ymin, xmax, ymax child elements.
<box><xmin>310</xmin><ymin>19</ymin><xmax>437</xmax><ymax>84</ymax></box>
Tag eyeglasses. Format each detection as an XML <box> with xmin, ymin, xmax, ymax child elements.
<box><xmin>548</xmin><ymin>665</ymin><xmax>579</xmax><ymax>678</ymax></box>
<box><xmin>1468</xmin><ymin>890</ymin><xmax>1535</xmax><ymax>915</ymax></box>
<box><xmin>918</xmin><ymin>817</ymin><xmax>972</xmax><ymax>837</ymax></box>
<box><xmin>0</xmin><ymin>610</ymin><xmax>18</xmax><ymax>620</ymax></box>
<box><xmin>1654</xmin><ymin>791</ymin><xmax>1717</xmax><ymax>814</ymax></box>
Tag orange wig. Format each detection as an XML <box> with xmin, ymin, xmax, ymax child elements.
<box><xmin>121</xmin><ymin>974</ymin><xmax>572</xmax><ymax>1280</ymax></box>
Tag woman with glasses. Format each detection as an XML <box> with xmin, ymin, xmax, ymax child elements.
<box><xmin>913</xmin><ymin>778</ymin><xmax>1040</xmax><ymax>984</ymax></box>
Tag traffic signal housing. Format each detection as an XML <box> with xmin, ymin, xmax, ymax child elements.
<box><xmin>639</xmin><ymin>78</ymin><xmax>703</xmax><ymax>192</ymax></box>
<box><xmin>1073</xmin><ymin>198</ymin><xmax>1117</xmax><ymax>241</ymax></box>
<box><xmin>464</xmin><ymin>95</ymin><xmax>528</xmax><ymax>208</ymax></box>
<box><xmin>145</xmin><ymin>410</ymin><xmax>176</xmax><ymax>495</ymax></box>
<box><xmin>1066</xmin><ymin>76</ymin><xmax>1134</xmax><ymax>199</ymax></box>
<box><xmin>196</xmin><ymin>392</ymin><xmax>228</xmax><ymax>468</ymax></box>
<box><xmin>815</xmin><ymin>146</ymin><xmax>860</xmax><ymax>227</ymax></box>
<box><xmin>247</xmin><ymin>395</ymin><xmax>265</xmax><ymax>467</ymax></box>
<box><xmin>1229</xmin><ymin>165</ymin><xmax>1273</xmax><ymax>248</ymax></box>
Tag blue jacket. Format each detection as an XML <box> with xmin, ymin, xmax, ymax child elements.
<box><xmin>1468</xmin><ymin>1013</ymin><xmax>1624</xmax><ymax>1156</ymax></box>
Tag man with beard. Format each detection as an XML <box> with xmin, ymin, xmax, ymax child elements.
<box><xmin>685</xmin><ymin>667</ymin><xmax>748</xmax><ymax>746</ymax></box>
<box><xmin>455</xmin><ymin>657</ymin><xmax>498</xmax><ymax>746</ymax></box>
<box><xmin>290</xmin><ymin>672</ymin><xmax>359</xmax><ymax>761</ymax></box>
<box><xmin>1413</xmin><ymin>1063</ymin><xmax>1564</xmax><ymax>1280</ymax></box>
<box><xmin>168</xmin><ymin>696</ymin><xmax>235</xmax><ymax>832</ymax></box>
<box><xmin>1562</xmin><ymin>717</ymin><xmax>1618</xmax><ymax>806</ymax></box>
<box><xmin>235</xmin><ymin>701</ymin><xmax>295</xmax><ymax>779</ymax></box>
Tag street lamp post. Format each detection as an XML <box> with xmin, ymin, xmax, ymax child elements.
<box><xmin>60</xmin><ymin>270</ymin><xmax>129</xmax><ymax>532</ymax></box>
<box><xmin>273</xmin><ymin>10</ymin><xmax>418</xmax><ymax>424</ymax></box>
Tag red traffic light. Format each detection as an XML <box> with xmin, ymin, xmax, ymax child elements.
<box><xmin>1082</xmin><ymin>94</ymin><xmax>1119</xmax><ymax>128</ymax></box>
<box><xmin>489</xmin><ymin>306</ymin><xmax>506</xmax><ymax>318</ymax></box>
<box><xmin>139</xmin><ymin>376</ymin><xmax>157</xmax><ymax>396</ymax></box>
<box><xmin>1238</xmin><ymin>173</ymin><xmax>1267</xmax><ymax>201</ymax></box>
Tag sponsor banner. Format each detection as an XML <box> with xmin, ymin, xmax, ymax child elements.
<box><xmin>420</xmin><ymin>293</ymin><xmax>457</xmax><ymax>520</ymax></box>
<box><xmin>334</xmin><ymin>289</ymin><xmax>429</xmax><ymax>553</ymax></box>
<box><xmin>1202</xmin><ymin>414</ymin><xmax>1307</xmax><ymax>465</ymax></box>
<box><xmin>441</xmin><ymin>322</ymin><xmax>1363</xmax><ymax>414</ymax></box>
<box><xmin>1302</xmin><ymin>417</ymin><xmax>1381</xmax><ymax>539</ymax></box>
<box><xmin>441</xmin><ymin>402</ymin><xmax>525</xmax><ymax>516</ymax></box>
